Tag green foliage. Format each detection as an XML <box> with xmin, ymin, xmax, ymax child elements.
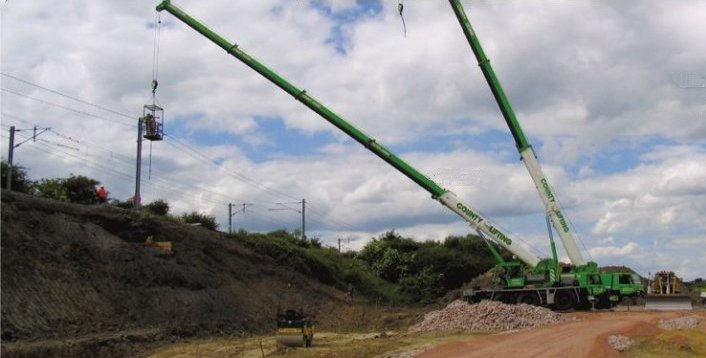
<box><xmin>688</xmin><ymin>278</ymin><xmax>706</xmax><ymax>292</ymax></box>
<box><xmin>229</xmin><ymin>230</ymin><xmax>406</xmax><ymax>304</ymax></box>
<box><xmin>33</xmin><ymin>174</ymin><xmax>100</xmax><ymax>204</ymax></box>
<box><xmin>63</xmin><ymin>175</ymin><xmax>100</xmax><ymax>204</ymax></box>
<box><xmin>269</xmin><ymin>229</ymin><xmax>322</xmax><ymax>248</ymax></box>
<box><xmin>357</xmin><ymin>232</ymin><xmax>497</xmax><ymax>302</ymax></box>
<box><xmin>110</xmin><ymin>198</ymin><xmax>135</xmax><ymax>209</ymax></box>
<box><xmin>180</xmin><ymin>211</ymin><xmax>218</xmax><ymax>231</ymax></box>
<box><xmin>0</xmin><ymin>161</ymin><xmax>34</xmax><ymax>193</ymax></box>
<box><xmin>144</xmin><ymin>199</ymin><xmax>169</xmax><ymax>216</ymax></box>
<box><xmin>33</xmin><ymin>178</ymin><xmax>69</xmax><ymax>202</ymax></box>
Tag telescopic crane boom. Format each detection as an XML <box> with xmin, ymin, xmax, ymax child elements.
<box><xmin>449</xmin><ymin>0</ymin><xmax>587</xmax><ymax>266</ymax></box>
<box><xmin>156</xmin><ymin>0</ymin><xmax>541</xmax><ymax>268</ymax></box>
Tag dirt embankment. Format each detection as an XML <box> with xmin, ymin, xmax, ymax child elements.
<box><xmin>0</xmin><ymin>191</ymin><xmax>361</xmax><ymax>357</ymax></box>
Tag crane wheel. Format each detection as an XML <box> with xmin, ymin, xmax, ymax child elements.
<box><xmin>494</xmin><ymin>293</ymin><xmax>515</xmax><ymax>304</ymax></box>
<box><xmin>517</xmin><ymin>293</ymin><xmax>540</xmax><ymax>306</ymax></box>
<box><xmin>554</xmin><ymin>290</ymin><xmax>575</xmax><ymax>311</ymax></box>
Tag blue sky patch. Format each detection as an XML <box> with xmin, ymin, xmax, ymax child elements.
<box><xmin>309</xmin><ymin>0</ymin><xmax>384</xmax><ymax>54</ymax></box>
<box><xmin>169</xmin><ymin>115</ymin><xmax>339</xmax><ymax>163</ymax></box>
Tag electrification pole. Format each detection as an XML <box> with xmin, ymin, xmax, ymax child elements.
<box><xmin>301</xmin><ymin>198</ymin><xmax>306</xmax><ymax>240</ymax></box>
<box><xmin>268</xmin><ymin>199</ymin><xmax>306</xmax><ymax>240</ymax></box>
<box><xmin>134</xmin><ymin>117</ymin><xmax>143</xmax><ymax>208</ymax></box>
<box><xmin>5</xmin><ymin>125</ymin><xmax>49</xmax><ymax>191</ymax></box>
<box><xmin>228</xmin><ymin>202</ymin><xmax>252</xmax><ymax>233</ymax></box>
<box><xmin>5</xmin><ymin>126</ymin><xmax>15</xmax><ymax>190</ymax></box>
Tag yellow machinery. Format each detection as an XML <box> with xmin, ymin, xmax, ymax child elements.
<box><xmin>276</xmin><ymin>309</ymin><xmax>314</xmax><ymax>348</ymax></box>
<box><xmin>144</xmin><ymin>236</ymin><xmax>173</xmax><ymax>255</ymax></box>
<box><xmin>645</xmin><ymin>271</ymin><xmax>692</xmax><ymax>310</ymax></box>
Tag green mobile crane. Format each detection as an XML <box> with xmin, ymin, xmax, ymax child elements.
<box><xmin>448</xmin><ymin>0</ymin><xmax>644</xmax><ymax>306</ymax></box>
<box><xmin>156</xmin><ymin>0</ymin><xmax>609</xmax><ymax>310</ymax></box>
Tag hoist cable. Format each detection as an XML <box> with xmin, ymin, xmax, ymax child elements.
<box><xmin>398</xmin><ymin>1</ymin><xmax>407</xmax><ymax>37</ymax></box>
<box><xmin>148</xmin><ymin>140</ymin><xmax>154</xmax><ymax>180</ymax></box>
<box><xmin>151</xmin><ymin>11</ymin><xmax>162</xmax><ymax>98</ymax></box>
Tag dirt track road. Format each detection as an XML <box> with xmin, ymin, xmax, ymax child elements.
<box><xmin>419</xmin><ymin>310</ymin><xmax>705</xmax><ymax>358</ymax></box>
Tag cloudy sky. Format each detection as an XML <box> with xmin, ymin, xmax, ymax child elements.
<box><xmin>1</xmin><ymin>1</ymin><xmax>704</xmax><ymax>279</ymax></box>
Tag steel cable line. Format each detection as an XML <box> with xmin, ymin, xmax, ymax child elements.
<box><xmin>6</xmin><ymin>131</ymin><xmax>300</xmax><ymax>233</ymax></box>
<box><xmin>163</xmin><ymin>134</ymin><xmax>362</xmax><ymax>231</ymax></box>
<box><xmin>3</xmin><ymin>86</ymin><xmax>358</xmax><ymax>231</ymax></box>
<box><xmin>163</xmin><ymin>133</ymin><xmax>300</xmax><ymax>201</ymax></box>
<box><xmin>1</xmin><ymin>79</ymin><xmax>360</xmax><ymax>232</ymax></box>
<box><xmin>31</xmin><ymin>134</ymin><xmax>293</xmax><ymax>228</ymax></box>
<box><xmin>3</xmin><ymin>114</ymin><xmax>242</xmax><ymax>203</ymax></box>
<box><xmin>29</xmin><ymin>141</ymin><xmax>231</xmax><ymax>208</ymax></box>
<box><xmin>0</xmin><ymin>73</ymin><xmax>136</xmax><ymax>120</ymax></box>
<box><xmin>1</xmin><ymin>88</ymin><xmax>135</xmax><ymax>128</ymax></box>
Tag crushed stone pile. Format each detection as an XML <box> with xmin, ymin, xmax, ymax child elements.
<box><xmin>410</xmin><ymin>300</ymin><xmax>569</xmax><ymax>333</ymax></box>
<box><xmin>607</xmin><ymin>335</ymin><xmax>634</xmax><ymax>351</ymax></box>
<box><xmin>658</xmin><ymin>315</ymin><xmax>700</xmax><ymax>330</ymax></box>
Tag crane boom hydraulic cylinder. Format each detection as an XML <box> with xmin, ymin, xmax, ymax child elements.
<box><xmin>449</xmin><ymin>0</ymin><xmax>586</xmax><ymax>266</ymax></box>
<box><xmin>156</xmin><ymin>0</ymin><xmax>541</xmax><ymax>267</ymax></box>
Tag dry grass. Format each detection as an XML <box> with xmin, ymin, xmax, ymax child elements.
<box><xmin>145</xmin><ymin>331</ymin><xmax>481</xmax><ymax>358</ymax></box>
<box><xmin>627</xmin><ymin>328</ymin><xmax>706</xmax><ymax>358</ymax></box>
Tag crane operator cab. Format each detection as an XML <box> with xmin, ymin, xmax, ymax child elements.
<box><xmin>142</xmin><ymin>104</ymin><xmax>164</xmax><ymax>141</ymax></box>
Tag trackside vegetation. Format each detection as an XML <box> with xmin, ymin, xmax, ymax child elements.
<box><xmin>3</xmin><ymin>162</ymin><xmax>500</xmax><ymax>304</ymax></box>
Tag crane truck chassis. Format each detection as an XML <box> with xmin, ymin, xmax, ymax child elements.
<box><xmin>157</xmin><ymin>0</ymin><xmax>624</xmax><ymax>310</ymax></box>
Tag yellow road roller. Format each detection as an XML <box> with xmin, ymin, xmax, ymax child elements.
<box><xmin>276</xmin><ymin>309</ymin><xmax>314</xmax><ymax>347</ymax></box>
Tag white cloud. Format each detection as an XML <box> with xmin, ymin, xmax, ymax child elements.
<box><xmin>2</xmin><ymin>0</ymin><xmax>705</xmax><ymax>280</ymax></box>
<box><xmin>589</xmin><ymin>241</ymin><xmax>640</xmax><ymax>258</ymax></box>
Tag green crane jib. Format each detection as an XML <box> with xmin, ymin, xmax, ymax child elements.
<box><xmin>156</xmin><ymin>0</ymin><xmax>541</xmax><ymax>268</ymax></box>
<box><xmin>448</xmin><ymin>0</ymin><xmax>587</xmax><ymax>266</ymax></box>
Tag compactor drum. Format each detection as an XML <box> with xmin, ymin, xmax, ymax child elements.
<box><xmin>276</xmin><ymin>309</ymin><xmax>314</xmax><ymax>347</ymax></box>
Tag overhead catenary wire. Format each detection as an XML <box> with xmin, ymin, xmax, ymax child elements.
<box><xmin>0</xmin><ymin>72</ymin><xmax>135</xmax><ymax>120</ymax></box>
<box><xmin>1</xmin><ymin>77</ymin><xmax>362</xmax><ymax>231</ymax></box>
<box><xmin>21</xmin><ymin>128</ymin><xmax>296</xmax><ymax>231</ymax></box>
<box><xmin>0</xmin><ymin>87</ymin><xmax>135</xmax><ymax>127</ymax></box>
<box><xmin>1</xmin><ymin>77</ymin><xmax>356</xmax><ymax>229</ymax></box>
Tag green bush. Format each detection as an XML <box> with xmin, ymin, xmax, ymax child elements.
<box><xmin>63</xmin><ymin>175</ymin><xmax>100</xmax><ymax>204</ymax></box>
<box><xmin>33</xmin><ymin>174</ymin><xmax>100</xmax><ymax>204</ymax></box>
<box><xmin>180</xmin><ymin>211</ymin><xmax>218</xmax><ymax>230</ymax></box>
<box><xmin>356</xmin><ymin>232</ymin><xmax>497</xmax><ymax>302</ymax></box>
<box><xmin>230</xmin><ymin>230</ymin><xmax>405</xmax><ymax>304</ymax></box>
<box><xmin>110</xmin><ymin>198</ymin><xmax>135</xmax><ymax>209</ymax></box>
<box><xmin>144</xmin><ymin>199</ymin><xmax>169</xmax><ymax>216</ymax></box>
<box><xmin>1</xmin><ymin>161</ymin><xmax>34</xmax><ymax>193</ymax></box>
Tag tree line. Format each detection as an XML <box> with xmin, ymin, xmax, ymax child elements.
<box><xmin>1</xmin><ymin>161</ymin><xmax>218</xmax><ymax>229</ymax></box>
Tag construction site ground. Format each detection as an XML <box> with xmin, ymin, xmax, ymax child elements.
<box><xmin>2</xmin><ymin>191</ymin><xmax>705</xmax><ymax>357</ymax></box>
<box><xmin>140</xmin><ymin>309</ymin><xmax>706</xmax><ymax>358</ymax></box>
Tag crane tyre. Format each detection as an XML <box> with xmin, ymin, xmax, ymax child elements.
<box><xmin>494</xmin><ymin>293</ymin><xmax>515</xmax><ymax>304</ymax></box>
<box><xmin>517</xmin><ymin>293</ymin><xmax>540</xmax><ymax>306</ymax></box>
<box><xmin>554</xmin><ymin>290</ymin><xmax>575</xmax><ymax>311</ymax></box>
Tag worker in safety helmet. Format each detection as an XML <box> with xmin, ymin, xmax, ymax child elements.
<box><xmin>145</xmin><ymin>113</ymin><xmax>157</xmax><ymax>136</ymax></box>
<box><xmin>96</xmin><ymin>186</ymin><xmax>108</xmax><ymax>204</ymax></box>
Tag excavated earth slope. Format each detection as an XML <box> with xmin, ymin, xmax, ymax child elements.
<box><xmin>0</xmin><ymin>191</ymin><xmax>343</xmax><ymax>357</ymax></box>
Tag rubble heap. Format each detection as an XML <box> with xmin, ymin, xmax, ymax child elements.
<box><xmin>607</xmin><ymin>335</ymin><xmax>634</xmax><ymax>351</ymax></box>
<box><xmin>410</xmin><ymin>300</ymin><xmax>569</xmax><ymax>333</ymax></box>
<box><xmin>658</xmin><ymin>315</ymin><xmax>700</xmax><ymax>330</ymax></box>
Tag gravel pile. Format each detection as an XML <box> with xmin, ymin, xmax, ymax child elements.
<box><xmin>410</xmin><ymin>300</ymin><xmax>569</xmax><ymax>333</ymax></box>
<box><xmin>658</xmin><ymin>316</ymin><xmax>700</xmax><ymax>330</ymax></box>
<box><xmin>607</xmin><ymin>335</ymin><xmax>634</xmax><ymax>351</ymax></box>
